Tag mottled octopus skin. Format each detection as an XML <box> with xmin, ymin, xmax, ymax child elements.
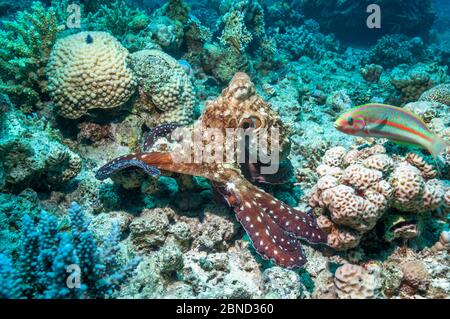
<box><xmin>142</xmin><ymin>123</ymin><xmax>182</xmax><ymax>151</ymax></box>
<box><xmin>96</xmin><ymin>73</ymin><xmax>327</xmax><ymax>269</ymax></box>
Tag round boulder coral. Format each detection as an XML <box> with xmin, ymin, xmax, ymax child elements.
<box><xmin>130</xmin><ymin>49</ymin><xmax>195</xmax><ymax>126</ymax></box>
<box><xmin>47</xmin><ymin>32</ymin><xmax>136</xmax><ymax>119</ymax></box>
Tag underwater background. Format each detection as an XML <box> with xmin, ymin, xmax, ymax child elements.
<box><xmin>0</xmin><ymin>0</ymin><xmax>448</xmax><ymax>299</ymax></box>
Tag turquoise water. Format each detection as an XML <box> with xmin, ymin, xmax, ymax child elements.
<box><xmin>0</xmin><ymin>0</ymin><xmax>448</xmax><ymax>299</ymax></box>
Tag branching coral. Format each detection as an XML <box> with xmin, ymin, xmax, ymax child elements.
<box><xmin>0</xmin><ymin>203</ymin><xmax>140</xmax><ymax>299</ymax></box>
<box><xmin>0</xmin><ymin>2</ymin><xmax>58</xmax><ymax>112</ymax></box>
<box><xmin>0</xmin><ymin>190</ymin><xmax>41</xmax><ymax>256</ymax></box>
<box><xmin>274</xmin><ymin>20</ymin><xmax>342</xmax><ymax>61</ymax></box>
<box><xmin>46</xmin><ymin>31</ymin><xmax>136</xmax><ymax>119</ymax></box>
<box><xmin>0</xmin><ymin>106</ymin><xmax>81</xmax><ymax>192</ymax></box>
<box><xmin>218</xmin><ymin>0</ymin><xmax>265</xmax><ymax>53</ymax></box>
<box><xmin>130</xmin><ymin>49</ymin><xmax>195</xmax><ymax>126</ymax></box>
<box><xmin>309</xmin><ymin>145</ymin><xmax>448</xmax><ymax>250</ymax></box>
<box><xmin>87</xmin><ymin>0</ymin><xmax>149</xmax><ymax>38</ymax></box>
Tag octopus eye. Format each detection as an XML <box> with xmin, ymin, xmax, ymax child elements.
<box><xmin>347</xmin><ymin>117</ymin><xmax>354</xmax><ymax>126</ymax></box>
<box><xmin>240</xmin><ymin>116</ymin><xmax>262</xmax><ymax>130</ymax></box>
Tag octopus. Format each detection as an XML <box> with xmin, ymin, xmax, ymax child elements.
<box><xmin>96</xmin><ymin>73</ymin><xmax>327</xmax><ymax>269</ymax></box>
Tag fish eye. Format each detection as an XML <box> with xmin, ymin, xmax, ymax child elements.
<box><xmin>347</xmin><ymin>117</ymin><xmax>354</xmax><ymax>126</ymax></box>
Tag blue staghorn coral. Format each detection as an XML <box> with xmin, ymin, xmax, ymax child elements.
<box><xmin>0</xmin><ymin>202</ymin><xmax>140</xmax><ymax>299</ymax></box>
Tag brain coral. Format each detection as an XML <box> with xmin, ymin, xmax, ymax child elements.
<box><xmin>309</xmin><ymin>145</ymin><xmax>447</xmax><ymax>250</ymax></box>
<box><xmin>46</xmin><ymin>31</ymin><xmax>136</xmax><ymax>119</ymax></box>
<box><xmin>130</xmin><ymin>49</ymin><xmax>195</xmax><ymax>126</ymax></box>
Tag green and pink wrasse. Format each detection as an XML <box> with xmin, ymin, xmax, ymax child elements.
<box><xmin>335</xmin><ymin>103</ymin><xmax>449</xmax><ymax>159</ymax></box>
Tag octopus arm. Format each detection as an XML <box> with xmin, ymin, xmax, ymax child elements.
<box><xmin>142</xmin><ymin>123</ymin><xmax>183</xmax><ymax>151</ymax></box>
<box><xmin>95</xmin><ymin>153</ymin><xmax>161</xmax><ymax>180</ymax></box>
<box><xmin>96</xmin><ymin>152</ymin><xmax>229</xmax><ymax>183</ymax></box>
<box><xmin>220</xmin><ymin>180</ymin><xmax>308</xmax><ymax>268</ymax></box>
<box><xmin>251</xmin><ymin>187</ymin><xmax>327</xmax><ymax>245</ymax></box>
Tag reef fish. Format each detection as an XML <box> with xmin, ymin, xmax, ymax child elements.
<box><xmin>96</xmin><ymin>73</ymin><xmax>327</xmax><ymax>269</ymax></box>
<box><xmin>335</xmin><ymin>103</ymin><xmax>449</xmax><ymax>159</ymax></box>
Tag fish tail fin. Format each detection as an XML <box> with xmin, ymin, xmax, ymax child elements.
<box><xmin>428</xmin><ymin>138</ymin><xmax>449</xmax><ymax>177</ymax></box>
<box><xmin>429</xmin><ymin>137</ymin><xmax>449</xmax><ymax>160</ymax></box>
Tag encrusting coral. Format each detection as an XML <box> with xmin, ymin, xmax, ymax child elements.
<box><xmin>333</xmin><ymin>263</ymin><xmax>381</xmax><ymax>299</ymax></box>
<box><xmin>130</xmin><ymin>49</ymin><xmax>195</xmax><ymax>126</ymax></box>
<box><xmin>46</xmin><ymin>31</ymin><xmax>136</xmax><ymax>119</ymax></box>
<box><xmin>334</xmin><ymin>264</ymin><xmax>380</xmax><ymax>299</ymax></box>
<box><xmin>309</xmin><ymin>144</ymin><xmax>449</xmax><ymax>250</ymax></box>
<box><xmin>0</xmin><ymin>104</ymin><xmax>81</xmax><ymax>193</ymax></box>
<box><xmin>419</xmin><ymin>83</ymin><xmax>450</xmax><ymax>106</ymax></box>
<box><xmin>0</xmin><ymin>2</ymin><xmax>58</xmax><ymax>112</ymax></box>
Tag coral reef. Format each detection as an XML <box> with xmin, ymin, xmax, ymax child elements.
<box><xmin>274</xmin><ymin>19</ymin><xmax>341</xmax><ymax>61</ymax></box>
<box><xmin>47</xmin><ymin>31</ymin><xmax>136</xmax><ymax>119</ymax></box>
<box><xmin>365</xmin><ymin>35</ymin><xmax>428</xmax><ymax>69</ymax></box>
<box><xmin>309</xmin><ymin>145</ymin><xmax>449</xmax><ymax>250</ymax></box>
<box><xmin>87</xmin><ymin>0</ymin><xmax>149</xmax><ymax>38</ymax></box>
<box><xmin>0</xmin><ymin>189</ymin><xmax>41</xmax><ymax>256</ymax></box>
<box><xmin>419</xmin><ymin>84</ymin><xmax>450</xmax><ymax>106</ymax></box>
<box><xmin>147</xmin><ymin>16</ymin><xmax>184</xmax><ymax>52</ymax></box>
<box><xmin>333</xmin><ymin>263</ymin><xmax>381</xmax><ymax>299</ymax></box>
<box><xmin>390</xmin><ymin>63</ymin><xmax>448</xmax><ymax>103</ymax></box>
<box><xmin>218</xmin><ymin>0</ymin><xmax>264</xmax><ymax>53</ymax></box>
<box><xmin>130</xmin><ymin>49</ymin><xmax>195</xmax><ymax>126</ymax></box>
<box><xmin>0</xmin><ymin>106</ymin><xmax>81</xmax><ymax>192</ymax></box>
<box><xmin>0</xmin><ymin>0</ymin><xmax>448</xmax><ymax>301</ymax></box>
<box><xmin>96</xmin><ymin>72</ymin><xmax>326</xmax><ymax>269</ymax></box>
<box><xmin>0</xmin><ymin>202</ymin><xmax>139</xmax><ymax>298</ymax></box>
<box><xmin>0</xmin><ymin>2</ymin><xmax>58</xmax><ymax>112</ymax></box>
<box><xmin>299</xmin><ymin>0</ymin><xmax>436</xmax><ymax>43</ymax></box>
<box><xmin>360</xmin><ymin>64</ymin><xmax>383</xmax><ymax>83</ymax></box>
